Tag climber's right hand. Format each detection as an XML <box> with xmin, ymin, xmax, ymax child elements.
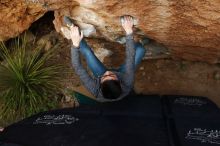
<box><xmin>121</xmin><ymin>15</ymin><xmax>134</xmax><ymax>35</ymax></box>
<box><xmin>70</xmin><ymin>25</ymin><xmax>83</xmax><ymax>48</ymax></box>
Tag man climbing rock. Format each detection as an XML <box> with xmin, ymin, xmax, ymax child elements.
<box><xmin>65</xmin><ymin>15</ymin><xmax>146</xmax><ymax>102</ymax></box>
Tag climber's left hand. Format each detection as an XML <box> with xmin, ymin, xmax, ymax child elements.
<box><xmin>70</xmin><ymin>26</ymin><xmax>83</xmax><ymax>48</ymax></box>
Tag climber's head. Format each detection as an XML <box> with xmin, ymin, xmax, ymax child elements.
<box><xmin>100</xmin><ymin>71</ymin><xmax>122</xmax><ymax>99</ymax></box>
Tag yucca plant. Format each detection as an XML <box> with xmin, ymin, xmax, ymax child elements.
<box><xmin>0</xmin><ymin>35</ymin><xmax>62</xmax><ymax>120</ymax></box>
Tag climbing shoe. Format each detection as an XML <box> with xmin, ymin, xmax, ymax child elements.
<box><xmin>63</xmin><ymin>16</ymin><xmax>81</xmax><ymax>35</ymax></box>
<box><xmin>63</xmin><ymin>16</ymin><xmax>74</xmax><ymax>27</ymax></box>
<box><xmin>120</xmin><ymin>15</ymin><xmax>138</xmax><ymax>26</ymax></box>
<box><xmin>120</xmin><ymin>15</ymin><xmax>133</xmax><ymax>24</ymax></box>
<box><xmin>143</xmin><ymin>40</ymin><xmax>170</xmax><ymax>60</ymax></box>
<box><xmin>140</xmin><ymin>37</ymin><xmax>151</xmax><ymax>46</ymax></box>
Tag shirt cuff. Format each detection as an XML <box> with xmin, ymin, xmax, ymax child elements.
<box><xmin>126</xmin><ymin>34</ymin><xmax>134</xmax><ymax>40</ymax></box>
<box><xmin>71</xmin><ymin>46</ymin><xmax>80</xmax><ymax>50</ymax></box>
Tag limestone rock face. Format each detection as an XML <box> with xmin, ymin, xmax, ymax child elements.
<box><xmin>0</xmin><ymin>0</ymin><xmax>45</xmax><ymax>41</ymax></box>
<box><xmin>0</xmin><ymin>0</ymin><xmax>220</xmax><ymax>63</ymax></box>
<box><xmin>0</xmin><ymin>0</ymin><xmax>77</xmax><ymax>41</ymax></box>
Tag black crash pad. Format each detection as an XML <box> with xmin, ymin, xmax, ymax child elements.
<box><xmin>169</xmin><ymin>117</ymin><xmax>220</xmax><ymax>146</ymax></box>
<box><xmin>0</xmin><ymin>95</ymin><xmax>169</xmax><ymax>146</ymax></box>
<box><xmin>162</xmin><ymin>95</ymin><xmax>220</xmax><ymax>146</ymax></box>
<box><xmin>162</xmin><ymin>95</ymin><xmax>219</xmax><ymax>118</ymax></box>
<box><xmin>1</xmin><ymin>94</ymin><xmax>220</xmax><ymax>146</ymax></box>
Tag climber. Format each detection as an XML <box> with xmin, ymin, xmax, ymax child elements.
<box><xmin>65</xmin><ymin>15</ymin><xmax>146</xmax><ymax>102</ymax></box>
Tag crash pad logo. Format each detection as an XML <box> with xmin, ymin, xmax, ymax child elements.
<box><xmin>186</xmin><ymin>128</ymin><xmax>220</xmax><ymax>144</ymax></box>
<box><xmin>174</xmin><ymin>98</ymin><xmax>207</xmax><ymax>106</ymax></box>
<box><xmin>33</xmin><ymin>115</ymin><xmax>79</xmax><ymax>125</ymax></box>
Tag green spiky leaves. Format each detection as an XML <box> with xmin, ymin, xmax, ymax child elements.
<box><xmin>0</xmin><ymin>35</ymin><xmax>62</xmax><ymax>119</ymax></box>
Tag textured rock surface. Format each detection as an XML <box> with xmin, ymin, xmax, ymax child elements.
<box><xmin>0</xmin><ymin>0</ymin><xmax>77</xmax><ymax>41</ymax></box>
<box><xmin>0</xmin><ymin>0</ymin><xmax>45</xmax><ymax>41</ymax></box>
<box><xmin>0</xmin><ymin>0</ymin><xmax>220</xmax><ymax>63</ymax></box>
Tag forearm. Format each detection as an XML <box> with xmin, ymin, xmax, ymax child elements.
<box><xmin>123</xmin><ymin>34</ymin><xmax>135</xmax><ymax>86</ymax></box>
<box><xmin>71</xmin><ymin>47</ymin><xmax>83</xmax><ymax>74</ymax></box>
<box><xmin>71</xmin><ymin>47</ymin><xmax>97</xmax><ymax>95</ymax></box>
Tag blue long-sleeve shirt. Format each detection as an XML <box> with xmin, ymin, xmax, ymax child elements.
<box><xmin>71</xmin><ymin>34</ymin><xmax>135</xmax><ymax>102</ymax></box>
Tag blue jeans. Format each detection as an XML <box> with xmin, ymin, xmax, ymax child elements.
<box><xmin>79</xmin><ymin>39</ymin><xmax>146</xmax><ymax>77</ymax></box>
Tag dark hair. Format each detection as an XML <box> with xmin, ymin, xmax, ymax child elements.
<box><xmin>101</xmin><ymin>80</ymin><xmax>122</xmax><ymax>99</ymax></box>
